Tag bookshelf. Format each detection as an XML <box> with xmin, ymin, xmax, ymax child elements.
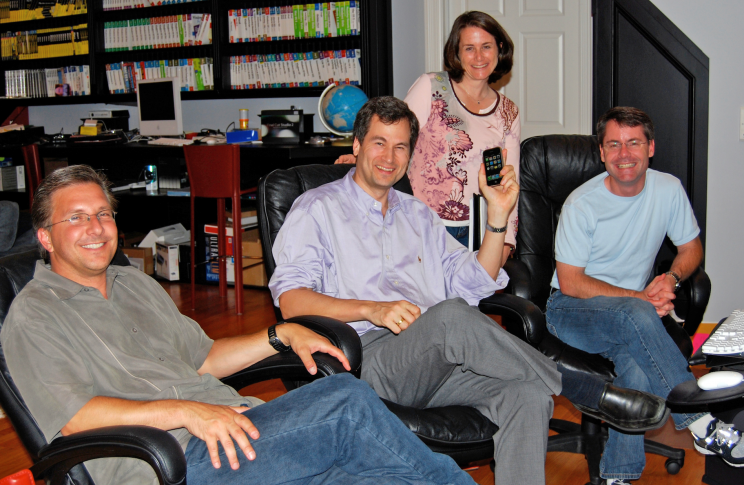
<box><xmin>0</xmin><ymin>1</ymin><xmax>392</xmax><ymax>114</ymax></box>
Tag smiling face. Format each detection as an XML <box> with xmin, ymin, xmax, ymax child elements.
<box><xmin>37</xmin><ymin>183</ymin><xmax>118</xmax><ymax>285</ymax></box>
<box><xmin>351</xmin><ymin>115</ymin><xmax>412</xmax><ymax>209</ymax></box>
<box><xmin>599</xmin><ymin>120</ymin><xmax>655</xmax><ymax>197</ymax></box>
<box><xmin>458</xmin><ymin>26</ymin><xmax>499</xmax><ymax>83</ymax></box>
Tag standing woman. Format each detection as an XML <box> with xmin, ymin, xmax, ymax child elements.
<box><xmin>338</xmin><ymin>11</ymin><xmax>520</xmax><ymax>264</ymax></box>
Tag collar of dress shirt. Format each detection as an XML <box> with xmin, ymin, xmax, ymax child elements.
<box><xmin>342</xmin><ymin>168</ymin><xmax>402</xmax><ymax>225</ymax></box>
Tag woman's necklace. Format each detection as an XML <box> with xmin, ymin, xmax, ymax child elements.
<box><xmin>459</xmin><ymin>83</ymin><xmax>490</xmax><ymax>105</ymax></box>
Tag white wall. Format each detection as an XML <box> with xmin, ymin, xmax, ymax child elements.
<box><xmin>29</xmin><ymin>0</ymin><xmax>426</xmax><ymax>135</ymax></box>
<box><xmin>650</xmin><ymin>0</ymin><xmax>744</xmax><ymax>323</ymax></box>
<box><xmin>391</xmin><ymin>0</ymin><xmax>426</xmax><ymax>99</ymax></box>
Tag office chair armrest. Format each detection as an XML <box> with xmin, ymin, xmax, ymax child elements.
<box><xmin>502</xmin><ymin>259</ymin><xmax>532</xmax><ymax>301</ymax></box>
<box><xmin>478</xmin><ymin>294</ymin><xmax>616</xmax><ymax>380</ymax></box>
<box><xmin>678</xmin><ymin>265</ymin><xmax>711</xmax><ymax>336</ymax></box>
<box><xmin>538</xmin><ymin>333</ymin><xmax>616</xmax><ymax>380</ymax></box>
<box><xmin>279</xmin><ymin>315</ymin><xmax>363</xmax><ymax>373</ymax></box>
<box><xmin>33</xmin><ymin>426</ymin><xmax>185</xmax><ymax>485</ymax></box>
<box><xmin>221</xmin><ymin>353</ymin><xmax>349</xmax><ymax>391</ymax></box>
<box><xmin>478</xmin><ymin>292</ymin><xmax>545</xmax><ymax>345</ymax></box>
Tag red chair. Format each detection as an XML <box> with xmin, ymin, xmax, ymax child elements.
<box><xmin>183</xmin><ymin>145</ymin><xmax>252</xmax><ymax>315</ymax></box>
<box><xmin>20</xmin><ymin>144</ymin><xmax>42</xmax><ymax>208</ymax></box>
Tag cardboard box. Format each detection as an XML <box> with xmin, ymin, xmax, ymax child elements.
<box><xmin>121</xmin><ymin>246</ymin><xmax>153</xmax><ymax>275</ymax></box>
<box><xmin>156</xmin><ymin>243</ymin><xmax>180</xmax><ymax>281</ymax></box>
<box><xmin>204</xmin><ymin>227</ymin><xmax>266</xmax><ymax>286</ymax></box>
<box><xmin>226</xmin><ymin>256</ymin><xmax>267</xmax><ymax>287</ymax></box>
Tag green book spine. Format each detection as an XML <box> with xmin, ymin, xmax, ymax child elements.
<box><xmin>292</xmin><ymin>5</ymin><xmax>299</xmax><ymax>39</ymax></box>
<box><xmin>178</xmin><ymin>15</ymin><xmax>183</xmax><ymax>47</ymax></box>
<box><xmin>345</xmin><ymin>1</ymin><xmax>351</xmax><ymax>36</ymax></box>
<box><xmin>323</xmin><ymin>3</ymin><xmax>329</xmax><ymax>37</ymax></box>
<box><xmin>194</xmin><ymin>57</ymin><xmax>204</xmax><ymax>90</ymax></box>
<box><xmin>307</xmin><ymin>4</ymin><xmax>315</xmax><ymax>39</ymax></box>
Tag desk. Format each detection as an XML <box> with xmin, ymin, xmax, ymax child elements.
<box><xmin>37</xmin><ymin>141</ymin><xmax>353</xmax><ymax>234</ymax></box>
<box><xmin>41</xmin><ymin>141</ymin><xmax>353</xmax><ymax>192</ymax></box>
<box><xmin>30</xmin><ymin>141</ymin><xmax>353</xmax><ymax>284</ymax></box>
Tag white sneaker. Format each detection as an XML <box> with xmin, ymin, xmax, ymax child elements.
<box><xmin>692</xmin><ymin>418</ymin><xmax>744</xmax><ymax>467</ymax></box>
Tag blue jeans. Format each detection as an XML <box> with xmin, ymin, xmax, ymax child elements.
<box><xmin>184</xmin><ymin>374</ymin><xmax>473</xmax><ymax>484</ymax></box>
<box><xmin>445</xmin><ymin>226</ymin><xmax>469</xmax><ymax>247</ymax></box>
<box><xmin>545</xmin><ymin>290</ymin><xmax>703</xmax><ymax>480</ymax></box>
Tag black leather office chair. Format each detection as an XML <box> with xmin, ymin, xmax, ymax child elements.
<box><xmin>258</xmin><ymin>164</ymin><xmax>499</xmax><ymax>467</ymax></box>
<box><xmin>480</xmin><ymin>134</ymin><xmax>712</xmax><ymax>484</ymax></box>
<box><xmin>0</xmin><ymin>248</ymin><xmax>357</xmax><ymax>485</ymax></box>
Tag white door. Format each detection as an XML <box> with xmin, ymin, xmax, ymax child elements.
<box><xmin>425</xmin><ymin>0</ymin><xmax>592</xmax><ymax>138</ymax></box>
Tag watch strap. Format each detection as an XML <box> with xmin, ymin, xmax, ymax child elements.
<box><xmin>485</xmin><ymin>223</ymin><xmax>508</xmax><ymax>234</ymax></box>
<box><xmin>268</xmin><ymin>323</ymin><xmax>291</xmax><ymax>352</ymax></box>
<box><xmin>665</xmin><ymin>271</ymin><xmax>681</xmax><ymax>290</ymax></box>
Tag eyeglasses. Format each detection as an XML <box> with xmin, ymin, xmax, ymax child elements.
<box><xmin>602</xmin><ymin>140</ymin><xmax>649</xmax><ymax>153</ymax></box>
<box><xmin>46</xmin><ymin>210</ymin><xmax>117</xmax><ymax>228</ymax></box>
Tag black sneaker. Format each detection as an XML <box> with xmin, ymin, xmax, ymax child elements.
<box><xmin>606</xmin><ymin>479</ymin><xmax>632</xmax><ymax>485</ymax></box>
<box><xmin>693</xmin><ymin>418</ymin><xmax>744</xmax><ymax>467</ymax></box>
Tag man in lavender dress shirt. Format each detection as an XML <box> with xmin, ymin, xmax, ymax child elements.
<box><xmin>269</xmin><ymin>97</ymin><xmax>667</xmax><ymax>485</ymax></box>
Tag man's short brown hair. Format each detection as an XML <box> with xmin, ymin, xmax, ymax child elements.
<box><xmin>597</xmin><ymin>107</ymin><xmax>655</xmax><ymax>145</ymax></box>
<box><xmin>353</xmin><ymin>97</ymin><xmax>420</xmax><ymax>155</ymax></box>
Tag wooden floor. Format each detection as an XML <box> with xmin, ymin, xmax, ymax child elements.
<box><xmin>0</xmin><ymin>283</ymin><xmax>707</xmax><ymax>484</ymax></box>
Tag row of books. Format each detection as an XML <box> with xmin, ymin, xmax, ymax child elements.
<box><xmin>104</xmin><ymin>58</ymin><xmax>213</xmax><ymax>94</ymax></box>
<box><xmin>0</xmin><ymin>165</ymin><xmax>25</xmax><ymax>191</ymax></box>
<box><xmin>4</xmin><ymin>65</ymin><xmax>90</xmax><ymax>98</ymax></box>
<box><xmin>229</xmin><ymin>49</ymin><xmax>360</xmax><ymax>90</ymax></box>
<box><xmin>102</xmin><ymin>0</ymin><xmax>205</xmax><ymax>11</ymax></box>
<box><xmin>0</xmin><ymin>0</ymin><xmax>86</xmax><ymax>23</ymax></box>
<box><xmin>1</xmin><ymin>24</ymin><xmax>88</xmax><ymax>60</ymax></box>
<box><xmin>104</xmin><ymin>14</ymin><xmax>211</xmax><ymax>51</ymax></box>
<box><xmin>228</xmin><ymin>2</ymin><xmax>360</xmax><ymax>43</ymax></box>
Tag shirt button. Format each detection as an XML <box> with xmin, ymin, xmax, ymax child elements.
<box><xmin>394</xmin><ymin>281</ymin><xmax>399</xmax><ymax>285</ymax></box>
<box><xmin>386</xmin><ymin>255</ymin><xmax>390</xmax><ymax>260</ymax></box>
<box><xmin>132</xmin><ymin>328</ymin><xmax>138</xmax><ymax>333</ymax></box>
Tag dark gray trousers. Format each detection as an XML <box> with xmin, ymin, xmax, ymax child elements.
<box><xmin>360</xmin><ymin>298</ymin><xmax>562</xmax><ymax>485</ymax></box>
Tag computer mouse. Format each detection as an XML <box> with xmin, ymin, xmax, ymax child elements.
<box><xmin>697</xmin><ymin>371</ymin><xmax>744</xmax><ymax>390</ymax></box>
<box><xmin>205</xmin><ymin>138</ymin><xmax>217</xmax><ymax>145</ymax></box>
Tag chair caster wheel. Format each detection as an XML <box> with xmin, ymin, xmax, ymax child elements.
<box><xmin>665</xmin><ymin>458</ymin><xmax>683</xmax><ymax>475</ymax></box>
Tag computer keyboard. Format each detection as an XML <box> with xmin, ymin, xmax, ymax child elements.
<box><xmin>702</xmin><ymin>310</ymin><xmax>744</xmax><ymax>355</ymax></box>
<box><xmin>148</xmin><ymin>138</ymin><xmax>193</xmax><ymax>146</ymax></box>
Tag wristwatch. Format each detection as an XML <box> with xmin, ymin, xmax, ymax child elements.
<box><xmin>268</xmin><ymin>323</ymin><xmax>291</xmax><ymax>352</ymax></box>
<box><xmin>485</xmin><ymin>223</ymin><xmax>508</xmax><ymax>233</ymax></box>
<box><xmin>665</xmin><ymin>271</ymin><xmax>681</xmax><ymax>292</ymax></box>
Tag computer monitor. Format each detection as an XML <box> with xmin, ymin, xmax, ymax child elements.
<box><xmin>137</xmin><ymin>77</ymin><xmax>183</xmax><ymax>137</ymax></box>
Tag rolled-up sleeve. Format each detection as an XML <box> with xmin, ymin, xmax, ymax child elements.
<box><xmin>437</xmin><ymin>216</ymin><xmax>506</xmax><ymax>304</ymax></box>
<box><xmin>269</xmin><ymin>205</ymin><xmax>337</xmax><ymax>307</ymax></box>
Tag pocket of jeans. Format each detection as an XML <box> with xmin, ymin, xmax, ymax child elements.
<box><xmin>546</xmin><ymin>321</ymin><xmax>558</xmax><ymax>338</ymax></box>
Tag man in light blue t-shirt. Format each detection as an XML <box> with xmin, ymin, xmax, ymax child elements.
<box><xmin>546</xmin><ymin>107</ymin><xmax>743</xmax><ymax>484</ymax></box>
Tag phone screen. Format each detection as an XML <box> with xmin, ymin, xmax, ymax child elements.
<box><xmin>483</xmin><ymin>147</ymin><xmax>504</xmax><ymax>187</ymax></box>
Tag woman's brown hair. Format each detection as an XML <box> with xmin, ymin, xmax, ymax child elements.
<box><xmin>443</xmin><ymin>11</ymin><xmax>514</xmax><ymax>84</ymax></box>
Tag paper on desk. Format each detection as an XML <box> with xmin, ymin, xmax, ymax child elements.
<box><xmin>138</xmin><ymin>223</ymin><xmax>191</xmax><ymax>251</ymax></box>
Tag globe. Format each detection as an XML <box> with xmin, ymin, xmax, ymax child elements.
<box><xmin>317</xmin><ymin>84</ymin><xmax>369</xmax><ymax>137</ymax></box>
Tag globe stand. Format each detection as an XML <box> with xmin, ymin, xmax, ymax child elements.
<box><xmin>330</xmin><ymin>136</ymin><xmax>354</xmax><ymax>146</ymax></box>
